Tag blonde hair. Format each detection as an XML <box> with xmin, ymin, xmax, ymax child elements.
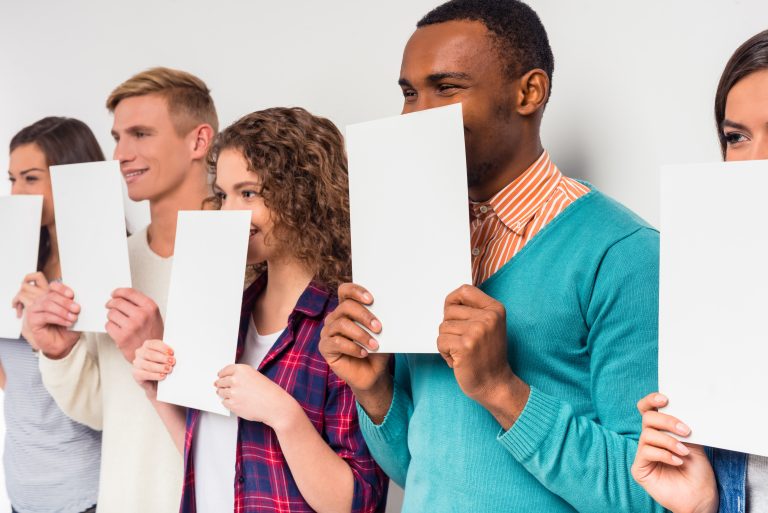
<box><xmin>106</xmin><ymin>67</ymin><xmax>218</xmax><ymax>135</ymax></box>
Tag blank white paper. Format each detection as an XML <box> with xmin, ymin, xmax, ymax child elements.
<box><xmin>659</xmin><ymin>160</ymin><xmax>768</xmax><ymax>456</ymax></box>
<box><xmin>346</xmin><ymin>103</ymin><xmax>472</xmax><ymax>353</ymax></box>
<box><xmin>50</xmin><ymin>161</ymin><xmax>132</xmax><ymax>333</ymax></box>
<box><xmin>157</xmin><ymin>210</ymin><xmax>251</xmax><ymax>415</ymax></box>
<box><xmin>0</xmin><ymin>195</ymin><xmax>43</xmax><ymax>339</ymax></box>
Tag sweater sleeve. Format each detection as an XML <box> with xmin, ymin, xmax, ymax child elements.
<box><xmin>355</xmin><ymin>354</ymin><xmax>413</xmax><ymax>488</ymax></box>
<box><xmin>496</xmin><ymin>227</ymin><xmax>664</xmax><ymax>513</ymax></box>
<box><xmin>38</xmin><ymin>332</ymin><xmax>103</xmax><ymax>431</ymax></box>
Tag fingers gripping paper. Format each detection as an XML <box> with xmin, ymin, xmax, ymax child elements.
<box><xmin>660</xmin><ymin>160</ymin><xmax>768</xmax><ymax>456</ymax></box>
<box><xmin>0</xmin><ymin>195</ymin><xmax>43</xmax><ymax>338</ymax></box>
<box><xmin>345</xmin><ymin>104</ymin><xmax>472</xmax><ymax>353</ymax></box>
<box><xmin>50</xmin><ymin>161</ymin><xmax>132</xmax><ymax>332</ymax></box>
<box><xmin>157</xmin><ymin>210</ymin><xmax>250</xmax><ymax>415</ymax></box>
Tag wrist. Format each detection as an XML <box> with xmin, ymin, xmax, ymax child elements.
<box><xmin>42</xmin><ymin>344</ymin><xmax>75</xmax><ymax>360</ymax></box>
<box><xmin>477</xmin><ymin>369</ymin><xmax>530</xmax><ymax>431</ymax></box>
<box><xmin>354</xmin><ymin>375</ymin><xmax>394</xmax><ymax>425</ymax></box>
<box><xmin>269</xmin><ymin>395</ymin><xmax>304</xmax><ymax>435</ymax></box>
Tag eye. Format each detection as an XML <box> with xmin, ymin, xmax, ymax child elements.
<box><xmin>8</xmin><ymin>176</ymin><xmax>15</xmax><ymax>183</ymax></box>
<box><xmin>215</xmin><ymin>190</ymin><xmax>226</xmax><ymax>201</ymax></box>
<box><xmin>135</xmin><ymin>131</ymin><xmax>147</xmax><ymax>139</ymax></box>
<box><xmin>25</xmin><ymin>175</ymin><xmax>38</xmax><ymax>183</ymax></box>
<box><xmin>242</xmin><ymin>190</ymin><xmax>259</xmax><ymax>199</ymax></box>
<box><xmin>724</xmin><ymin>131</ymin><xmax>748</xmax><ymax>145</ymax></box>
<box><xmin>437</xmin><ymin>83</ymin><xmax>458</xmax><ymax>93</ymax></box>
<box><xmin>402</xmin><ymin>88</ymin><xmax>417</xmax><ymax>101</ymax></box>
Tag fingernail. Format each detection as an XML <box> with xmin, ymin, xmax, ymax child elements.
<box><xmin>362</xmin><ymin>292</ymin><xmax>372</xmax><ymax>303</ymax></box>
<box><xmin>70</xmin><ymin>304</ymin><xmax>78</xmax><ymax>312</ymax></box>
<box><xmin>166</xmin><ymin>348</ymin><xmax>174</xmax><ymax>356</ymax></box>
<box><xmin>168</xmin><ymin>357</ymin><xmax>175</xmax><ymax>364</ymax></box>
<box><xmin>676</xmin><ymin>422</ymin><xmax>691</xmax><ymax>436</ymax></box>
<box><xmin>371</xmin><ymin>319</ymin><xmax>381</xmax><ymax>331</ymax></box>
<box><xmin>68</xmin><ymin>313</ymin><xmax>76</xmax><ymax>320</ymax></box>
<box><xmin>676</xmin><ymin>442</ymin><xmax>690</xmax><ymax>456</ymax></box>
<box><xmin>671</xmin><ymin>455</ymin><xmax>683</xmax><ymax>465</ymax></box>
<box><xmin>368</xmin><ymin>338</ymin><xmax>379</xmax><ymax>350</ymax></box>
<box><xmin>654</xmin><ymin>394</ymin><xmax>667</xmax><ymax>404</ymax></box>
<box><xmin>360</xmin><ymin>348</ymin><xmax>368</xmax><ymax>357</ymax></box>
<box><xmin>165</xmin><ymin>365</ymin><xmax>171</xmax><ymax>372</ymax></box>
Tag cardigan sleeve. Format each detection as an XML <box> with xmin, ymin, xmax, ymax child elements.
<box><xmin>496</xmin><ymin>227</ymin><xmax>665</xmax><ymax>513</ymax></box>
<box><xmin>39</xmin><ymin>332</ymin><xmax>103</xmax><ymax>431</ymax></box>
<box><xmin>356</xmin><ymin>354</ymin><xmax>413</xmax><ymax>488</ymax></box>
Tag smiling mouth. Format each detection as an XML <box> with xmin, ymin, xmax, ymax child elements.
<box><xmin>123</xmin><ymin>169</ymin><xmax>148</xmax><ymax>183</ymax></box>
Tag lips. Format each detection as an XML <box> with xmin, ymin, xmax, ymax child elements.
<box><xmin>122</xmin><ymin>168</ymin><xmax>148</xmax><ymax>184</ymax></box>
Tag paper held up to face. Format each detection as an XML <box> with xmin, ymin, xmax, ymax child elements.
<box><xmin>0</xmin><ymin>195</ymin><xmax>43</xmax><ymax>339</ymax></box>
<box><xmin>50</xmin><ymin>161</ymin><xmax>132</xmax><ymax>333</ymax></box>
<box><xmin>659</xmin><ymin>159</ymin><xmax>768</xmax><ymax>456</ymax></box>
<box><xmin>345</xmin><ymin>103</ymin><xmax>472</xmax><ymax>353</ymax></box>
<box><xmin>157</xmin><ymin>210</ymin><xmax>251</xmax><ymax>416</ymax></box>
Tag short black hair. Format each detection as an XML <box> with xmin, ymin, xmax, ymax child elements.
<box><xmin>417</xmin><ymin>0</ymin><xmax>554</xmax><ymax>93</ymax></box>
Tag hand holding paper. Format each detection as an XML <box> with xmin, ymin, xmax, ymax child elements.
<box><xmin>24</xmin><ymin>282</ymin><xmax>82</xmax><ymax>359</ymax></box>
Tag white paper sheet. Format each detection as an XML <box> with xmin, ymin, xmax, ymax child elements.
<box><xmin>157</xmin><ymin>210</ymin><xmax>251</xmax><ymax>415</ymax></box>
<box><xmin>50</xmin><ymin>161</ymin><xmax>132</xmax><ymax>333</ymax></box>
<box><xmin>0</xmin><ymin>195</ymin><xmax>43</xmax><ymax>339</ymax></box>
<box><xmin>345</xmin><ymin>103</ymin><xmax>472</xmax><ymax>353</ymax></box>
<box><xmin>659</xmin><ymin>160</ymin><xmax>768</xmax><ymax>456</ymax></box>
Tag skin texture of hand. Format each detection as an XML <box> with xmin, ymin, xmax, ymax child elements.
<box><xmin>631</xmin><ymin>393</ymin><xmax>718</xmax><ymax>513</ymax></box>
<box><xmin>215</xmin><ymin>364</ymin><xmax>301</xmax><ymax>431</ymax></box>
<box><xmin>318</xmin><ymin>283</ymin><xmax>392</xmax><ymax>424</ymax></box>
<box><xmin>12</xmin><ymin>271</ymin><xmax>49</xmax><ymax>319</ymax></box>
<box><xmin>437</xmin><ymin>284</ymin><xmax>529</xmax><ymax>430</ymax></box>
<box><xmin>132</xmin><ymin>338</ymin><xmax>175</xmax><ymax>400</ymax></box>
<box><xmin>23</xmin><ymin>282</ymin><xmax>81</xmax><ymax>359</ymax></box>
<box><xmin>105</xmin><ymin>288</ymin><xmax>164</xmax><ymax>364</ymax></box>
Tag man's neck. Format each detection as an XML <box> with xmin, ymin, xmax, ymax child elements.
<box><xmin>468</xmin><ymin>139</ymin><xmax>544</xmax><ymax>202</ymax></box>
<box><xmin>146</xmin><ymin>164</ymin><xmax>209</xmax><ymax>258</ymax></box>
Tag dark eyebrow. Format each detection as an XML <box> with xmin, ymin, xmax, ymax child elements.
<box><xmin>398</xmin><ymin>77</ymin><xmax>413</xmax><ymax>88</ymax></box>
<box><xmin>427</xmin><ymin>72</ymin><xmax>472</xmax><ymax>83</ymax></box>
<box><xmin>12</xmin><ymin>168</ymin><xmax>46</xmax><ymax>176</ymax></box>
<box><xmin>722</xmin><ymin>119</ymin><xmax>749</xmax><ymax>131</ymax></box>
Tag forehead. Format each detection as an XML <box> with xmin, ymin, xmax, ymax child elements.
<box><xmin>9</xmin><ymin>142</ymin><xmax>47</xmax><ymax>171</ymax></box>
<box><xmin>214</xmin><ymin>148</ymin><xmax>261</xmax><ymax>186</ymax></box>
<box><xmin>401</xmin><ymin>20</ymin><xmax>500</xmax><ymax>78</ymax></box>
<box><xmin>725</xmin><ymin>69</ymin><xmax>768</xmax><ymax>119</ymax></box>
<box><xmin>111</xmin><ymin>93</ymin><xmax>173</xmax><ymax>130</ymax></box>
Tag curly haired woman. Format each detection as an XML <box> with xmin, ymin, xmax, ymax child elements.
<box><xmin>132</xmin><ymin>107</ymin><xmax>388</xmax><ymax>513</ymax></box>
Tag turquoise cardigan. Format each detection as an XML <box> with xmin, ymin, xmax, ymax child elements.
<box><xmin>358</xmin><ymin>187</ymin><xmax>664</xmax><ymax>512</ymax></box>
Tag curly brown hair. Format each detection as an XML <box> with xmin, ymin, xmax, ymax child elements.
<box><xmin>206</xmin><ymin>107</ymin><xmax>351</xmax><ymax>292</ymax></box>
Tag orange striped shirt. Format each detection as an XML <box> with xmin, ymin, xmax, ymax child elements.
<box><xmin>470</xmin><ymin>151</ymin><xmax>589</xmax><ymax>285</ymax></box>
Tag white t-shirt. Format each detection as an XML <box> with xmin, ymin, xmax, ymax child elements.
<box><xmin>193</xmin><ymin>314</ymin><xmax>283</xmax><ymax>513</ymax></box>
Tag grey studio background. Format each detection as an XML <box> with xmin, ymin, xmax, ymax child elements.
<box><xmin>2</xmin><ymin>1</ymin><xmax>766</xmax><ymax>511</ymax></box>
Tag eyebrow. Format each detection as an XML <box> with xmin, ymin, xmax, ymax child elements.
<box><xmin>8</xmin><ymin>168</ymin><xmax>46</xmax><ymax>176</ymax></box>
<box><xmin>111</xmin><ymin>125</ymin><xmax>155</xmax><ymax>138</ymax></box>
<box><xmin>233</xmin><ymin>181</ymin><xmax>261</xmax><ymax>190</ymax></box>
<box><xmin>722</xmin><ymin>119</ymin><xmax>749</xmax><ymax>131</ymax></box>
<box><xmin>398</xmin><ymin>71</ymin><xmax>472</xmax><ymax>88</ymax></box>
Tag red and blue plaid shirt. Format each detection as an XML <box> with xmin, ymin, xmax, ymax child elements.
<box><xmin>181</xmin><ymin>274</ymin><xmax>388</xmax><ymax>512</ymax></box>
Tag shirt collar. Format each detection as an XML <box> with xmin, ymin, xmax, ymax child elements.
<box><xmin>242</xmin><ymin>272</ymin><xmax>331</xmax><ymax>321</ymax></box>
<box><xmin>470</xmin><ymin>150</ymin><xmax>562</xmax><ymax>236</ymax></box>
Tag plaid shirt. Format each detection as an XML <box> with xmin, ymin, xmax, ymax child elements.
<box><xmin>181</xmin><ymin>274</ymin><xmax>388</xmax><ymax>512</ymax></box>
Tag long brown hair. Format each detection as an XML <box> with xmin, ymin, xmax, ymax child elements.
<box><xmin>10</xmin><ymin>117</ymin><xmax>105</xmax><ymax>271</ymax></box>
<box><xmin>715</xmin><ymin>29</ymin><xmax>768</xmax><ymax>158</ymax></box>
<box><xmin>206</xmin><ymin>107</ymin><xmax>351</xmax><ymax>292</ymax></box>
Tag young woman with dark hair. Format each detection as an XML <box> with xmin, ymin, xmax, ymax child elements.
<box><xmin>632</xmin><ymin>29</ymin><xmax>768</xmax><ymax>513</ymax></box>
<box><xmin>132</xmin><ymin>107</ymin><xmax>387</xmax><ymax>513</ymax></box>
<box><xmin>2</xmin><ymin>116</ymin><xmax>103</xmax><ymax>513</ymax></box>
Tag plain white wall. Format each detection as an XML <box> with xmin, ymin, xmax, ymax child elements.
<box><xmin>1</xmin><ymin>2</ymin><xmax>766</xmax><ymax>512</ymax></box>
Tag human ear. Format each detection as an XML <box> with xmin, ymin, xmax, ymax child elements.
<box><xmin>516</xmin><ymin>69</ymin><xmax>549</xmax><ymax>116</ymax></box>
<box><xmin>190</xmin><ymin>124</ymin><xmax>215</xmax><ymax>159</ymax></box>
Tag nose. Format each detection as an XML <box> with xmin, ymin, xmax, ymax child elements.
<box><xmin>113</xmin><ymin>136</ymin><xmax>134</xmax><ymax>164</ymax></box>
<box><xmin>747</xmin><ymin>136</ymin><xmax>768</xmax><ymax>161</ymax></box>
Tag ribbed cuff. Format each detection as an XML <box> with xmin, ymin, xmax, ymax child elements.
<box><xmin>496</xmin><ymin>386</ymin><xmax>562</xmax><ymax>462</ymax></box>
<box><xmin>356</xmin><ymin>383</ymin><xmax>411</xmax><ymax>445</ymax></box>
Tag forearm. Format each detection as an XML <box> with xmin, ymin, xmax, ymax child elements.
<box><xmin>150</xmin><ymin>396</ymin><xmax>186</xmax><ymax>454</ymax></box>
<box><xmin>274</xmin><ymin>401</ymin><xmax>355</xmax><ymax>513</ymax></box>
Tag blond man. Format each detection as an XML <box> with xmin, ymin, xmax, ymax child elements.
<box><xmin>25</xmin><ymin>67</ymin><xmax>217</xmax><ymax>512</ymax></box>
